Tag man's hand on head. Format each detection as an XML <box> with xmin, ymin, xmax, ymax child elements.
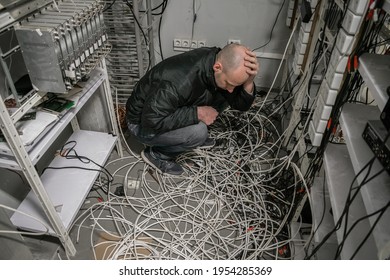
<box><xmin>197</xmin><ymin>106</ymin><xmax>218</xmax><ymax>125</ymax></box>
<box><xmin>243</xmin><ymin>49</ymin><xmax>259</xmax><ymax>94</ymax></box>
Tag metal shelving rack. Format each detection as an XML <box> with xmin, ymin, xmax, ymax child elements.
<box><xmin>0</xmin><ymin>0</ymin><xmax>121</xmax><ymax>256</ymax></box>
<box><xmin>285</xmin><ymin>0</ymin><xmax>390</xmax><ymax>259</ymax></box>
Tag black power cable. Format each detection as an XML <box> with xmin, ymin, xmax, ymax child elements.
<box><xmin>252</xmin><ymin>0</ymin><xmax>287</xmax><ymax>52</ymax></box>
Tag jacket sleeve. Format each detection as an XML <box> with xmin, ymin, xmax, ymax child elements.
<box><xmin>141</xmin><ymin>82</ymin><xmax>198</xmax><ymax>135</ymax></box>
<box><xmin>221</xmin><ymin>83</ymin><xmax>256</xmax><ymax>111</ymax></box>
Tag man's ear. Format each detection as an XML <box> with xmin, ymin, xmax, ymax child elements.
<box><xmin>213</xmin><ymin>62</ymin><xmax>223</xmax><ymax>73</ymax></box>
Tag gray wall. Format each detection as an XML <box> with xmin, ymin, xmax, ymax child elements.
<box><xmin>156</xmin><ymin>0</ymin><xmax>292</xmax><ymax>89</ymax></box>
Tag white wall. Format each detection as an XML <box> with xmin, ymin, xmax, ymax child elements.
<box><xmin>156</xmin><ymin>0</ymin><xmax>292</xmax><ymax>89</ymax></box>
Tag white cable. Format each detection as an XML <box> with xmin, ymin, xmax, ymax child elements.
<box><xmin>257</xmin><ymin>17</ymin><xmax>299</xmax><ymax>112</ymax></box>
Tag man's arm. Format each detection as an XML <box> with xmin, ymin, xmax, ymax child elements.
<box><xmin>141</xmin><ymin>83</ymin><xmax>198</xmax><ymax>134</ymax></box>
<box><xmin>243</xmin><ymin>49</ymin><xmax>259</xmax><ymax>94</ymax></box>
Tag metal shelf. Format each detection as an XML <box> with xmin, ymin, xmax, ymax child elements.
<box><xmin>11</xmin><ymin>130</ymin><xmax>117</xmax><ymax>233</ymax></box>
<box><xmin>339</xmin><ymin>103</ymin><xmax>390</xmax><ymax>257</ymax></box>
<box><xmin>324</xmin><ymin>143</ymin><xmax>377</xmax><ymax>259</ymax></box>
<box><xmin>358</xmin><ymin>53</ymin><xmax>390</xmax><ymax>112</ymax></box>
<box><xmin>0</xmin><ymin>68</ymin><xmax>106</xmax><ymax>169</ymax></box>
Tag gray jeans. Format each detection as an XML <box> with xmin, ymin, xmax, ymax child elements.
<box><xmin>127</xmin><ymin>122</ymin><xmax>208</xmax><ymax>160</ymax></box>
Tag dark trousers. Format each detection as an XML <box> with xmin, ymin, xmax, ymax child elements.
<box><xmin>128</xmin><ymin>122</ymin><xmax>208</xmax><ymax>160</ymax></box>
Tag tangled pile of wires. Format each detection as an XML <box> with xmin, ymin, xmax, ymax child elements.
<box><xmin>73</xmin><ymin>100</ymin><xmax>309</xmax><ymax>260</ymax></box>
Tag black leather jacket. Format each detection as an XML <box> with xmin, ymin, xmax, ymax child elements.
<box><xmin>126</xmin><ymin>47</ymin><xmax>256</xmax><ymax>137</ymax></box>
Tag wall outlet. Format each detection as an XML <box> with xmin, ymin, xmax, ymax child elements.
<box><xmin>228</xmin><ymin>39</ymin><xmax>241</xmax><ymax>44</ymax></box>
<box><xmin>173</xmin><ymin>38</ymin><xmax>182</xmax><ymax>47</ymax></box>
<box><xmin>181</xmin><ymin>39</ymin><xmax>190</xmax><ymax>48</ymax></box>
<box><xmin>190</xmin><ymin>40</ymin><xmax>198</xmax><ymax>49</ymax></box>
<box><xmin>198</xmin><ymin>40</ymin><xmax>206</xmax><ymax>47</ymax></box>
<box><xmin>127</xmin><ymin>179</ymin><xmax>139</xmax><ymax>190</ymax></box>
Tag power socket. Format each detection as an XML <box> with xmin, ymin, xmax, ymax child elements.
<box><xmin>181</xmin><ymin>39</ymin><xmax>190</xmax><ymax>48</ymax></box>
<box><xmin>173</xmin><ymin>38</ymin><xmax>182</xmax><ymax>47</ymax></box>
<box><xmin>127</xmin><ymin>178</ymin><xmax>140</xmax><ymax>190</ymax></box>
<box><xmin>198</xmin><ymin>40</ymin><xmax>206</xmax><ymax>47</ymax></box>
<box><xmin>190</xmin><ymin>40</ymin><xmax>198</xmax><ymax>49</ymax></box>
<box><xmin>228</xmin><ymin>39</ymin><xmax>241</xmax><ymax>44</ymax></box>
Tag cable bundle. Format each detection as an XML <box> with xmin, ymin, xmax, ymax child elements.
<box><xmin>71</xmin><ymin>100</ymin><xmax>311</xmax><ymax>260</ymax></box>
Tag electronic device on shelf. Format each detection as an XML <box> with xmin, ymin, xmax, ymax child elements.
<box><xmin>362</xmin><ymin>119</ymin><xmax>390</xmax><ymax>174</ymax></box>
<box><xmin>14</xmin><ymin>0</ymin><xmax>109</xmax><ymax>93</ymax></box>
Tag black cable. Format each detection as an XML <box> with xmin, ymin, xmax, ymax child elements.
<box><xmin>42</xmin><ymin>165</ymin><xmax>112</xmax><ymax>184</ymax></box>
<box><xmin>103</xmin><ymin>0</ymin><xmax>118</xmax><ymax>13</ymax></box>
<box><xmin>350</xmin><ymin>200</ymin><xmax>390</xmax><ymax>259</ymax></box>
<box><xmin>42</xmin><ymin>141</ymin><xmax>114</xmax><ymax>183</ymax></box>
<box><xmin>252</xmin><ymin>0</ymin><xmax>286</xmax><ymax>52</ymax></box>
<box><xmin>5</xmin><ymin>169</ymin><xmax>26</xmax><ymax>185</ymax></box>
<box><xmin>124</xmin><ymin>0</ymin><xmax>152</xmax><ymax>71</ymax></box>
<box><xmin>158</xmin><ymin>0</ymin><xmax>169</xmax><ymax>60</ymax></box>
<box><xmin>304</xmin><ymin>176</ymin><xmax>327</xmax><ymax>258</ymax></box>
<box><xmin>334</xmin><ymin>161</ymin><xmax>381</xmax><ymax>259</ymax></box>
<box><xmin>305</xmin><ymin>154</ymin><xmax>377</xmax><ymax>259</ymax></box>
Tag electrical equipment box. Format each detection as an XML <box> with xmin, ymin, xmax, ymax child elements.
<box><xmin>14</xmin><ymin>0</ymin><xmax>109</xmax><ymax>93</ymax></box>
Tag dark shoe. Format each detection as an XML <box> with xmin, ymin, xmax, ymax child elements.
<box><xmin>198</xmin><ymin>137</ymin><xmax>215</xmax><ymax>149</ymax></box>
<box><xmin>141</xmin><ymin>147</ymin><xmax>184</xmax><ymax>176</ymax></box>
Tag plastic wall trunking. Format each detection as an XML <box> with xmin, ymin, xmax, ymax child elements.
<box><xmin>286</xmin><ymin>0</ymin><xmax>294</xmax><ymax>27</ymax></box>
<box><xmin>336</xmin><ymin>28</ymin><xmax>355</xmax><ymax>55</ymax></box>
<box><xmin>309</xmin><ymin>0</ymin><xmax>318</xmax><ymax>8</ymax></box>
<box><xmin>319</xmin><ymin>80</ymin><xmax>338</xmax><ymax>106</ymax></box>
<box><xmin>315</xmin><ymin>94</ymin><xmax>332</xmax><ymax>120</ymax></box>
<box><xmin>295</xmin><ymin>35</ymin><xmax>308</xmax><ymax>55</ymax></box>
<box><xmin>342</xmin><ymin>9</ymin><xmax>362</xmax><ymax>35</ymax></box>
<box><xmin>294</xmin><ymin>51</ymin><xmax>305</xmax><ymax>65</ymax></box>
<box><xmin>330</xmin><ymin>46</ymin><xmax>348</xmax><ymax>73</ymax></box>
<box><xmin>301</xmin><ymin>20</ymin><xmax>313</xmax><ymax>33</ymax></box>
<box><xmin>312</xmin><ymin>106</ymin><xmax>328</xmax><ymax>133</ymax></box>
<box><xmin>348</xmin><ymin>0</ymin><xmax>369</xmax><ymax>15</ymax></box>
<box><xmin>299</xmin><ymin>26</ymin><xmax>310</xmax><ymax>44</ymax></box>
<box><xmin>325</xmin><ymin>64</ymin><xmax>343</xmax><ymax>90</ymax></box>
<box><xmin>309</xmin><ymin>121</ymin><xmax>323</xmax><ymax>147</ymax></box>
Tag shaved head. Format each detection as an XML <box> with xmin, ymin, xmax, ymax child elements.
<box><xmin>216</xmin><ymin>43</ymin><xmax>247</xmax><ymax>74</ymax></box>
<box><xmin>213</xmin><ymin>43</ymin><xmax>252</xmax><ymax>92</ymax></box>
